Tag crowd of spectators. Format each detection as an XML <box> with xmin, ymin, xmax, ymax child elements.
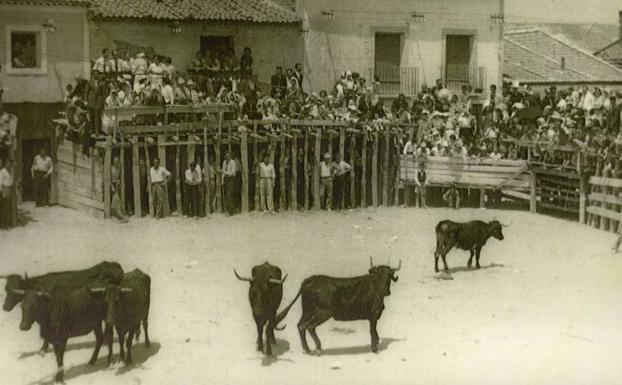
<box><xmin>60</xmin><ymin>46</ymin><xmax>622</xmax><ymax>171</ymax></box>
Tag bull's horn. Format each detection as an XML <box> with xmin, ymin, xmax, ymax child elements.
<box><xmin>269</xmin><ymin>274</ymin><xmax>288</xmax><ymax>285</ymax></box>
<box><xmin>89</xmin><ymin>287</ymin><xmax>106</xmax><ymax>293</ymax></box>
<box><xmin>234</xmin><ymin>269</ymin><xmax>253</xmax><ymax>282</ymax></box>
<box><xmin>370</xmin><ymin>257</ymin><xmax>374</xmax><ymax>268</ymax></box>
<box><xmin>10</xmin><ymin>289</ymin><xmax>26</xmax><ymax>295</ymax></box>
<box><xmin>120</xmin><ymin>288</ymin><xmax>133</xmax><ymax>292</ymax></box>
<box><xmin>392</xmin><ymin>260</ymin><xmax>402</xmax><ymax>272</ymax></box>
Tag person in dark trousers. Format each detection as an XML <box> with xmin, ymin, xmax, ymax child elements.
<box><xmin>414</xmin><ymin>161</ymin><xmax>427</xmax><ymax>208</ymax></box>
<box><xmin>333</xmin><ymin>153</ymin><xmax>352</xmax><ymax>210</ymax></box>
<box><xmin>270</xmin><ymin>66</ymin><xmax>287</xmax><ymax>98</ymax></box>
<box><xmin>31</xmin><ymin>147</ymin><xmax>53</xmax><ymax>207</ymax></box>
<box><xmin>222</xmin><ymin>151</ymin><xmax>238</xmax><ymax>216</ymax></box>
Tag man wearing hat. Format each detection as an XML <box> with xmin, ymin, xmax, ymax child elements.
<box><xmin>319</xmin><ymin>152</ymin><xmax>337</xmax><ymax>211</ymax></box>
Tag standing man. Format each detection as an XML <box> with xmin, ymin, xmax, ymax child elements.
<box><xmin>333</xmin><ymin>153</ymin><xmax>352</xmax><ymax>210</ymax></box>
<box><xmin>222</xmin><ymin>151</ymin><xmax>238</xmax><ymax>216</ymax></box>
<box><xmin>31</xmin><ymin>147</ymin><xmax>53</xmax><ymax>207</ymax></box>
<box><xmin>414</xmin><ymin>161</ymin><xmax>427</xmax><ymax>208</ymax></box>
<box><xmin>149</xmin><ymin>158</ymin><xmax>171</xmax><ymax>219</ymax></box>
<box><xmin>184</xmin><ymin>160</ymin><xmax>202</xmax><ymax>218</ymax></box>
<box><xmin>110</xmin><ymin>157</ymin><xmax>128</xmax><ymax>222</ymax></box>
<box><xmin>0</xmin><ymin>158</ymin><xmax>17</xmax><ymax>229</ymax></box>
<box><xmin>319</xmin><ymin>153</ymin><xmax>337</xmax><ymax>211</ymax></box>
<box><xmin>204</xmin><ymin>156</ymin><xmax>216</xmax><ymax>214</ymax></box>
<box><xmin>271</xmin><ymin>66</ymin><xmax>287</xmax><ymax>98</ymax></box>
<box><xmin>258</xmin><ymin>153</ymin><xmax>275</xmax><ymax>214</ymax></box>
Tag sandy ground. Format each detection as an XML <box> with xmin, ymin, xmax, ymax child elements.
<box><xmin>0</xmin><ymin>203</ymin><xmax>621</xmax><ymax>385</ymax></box>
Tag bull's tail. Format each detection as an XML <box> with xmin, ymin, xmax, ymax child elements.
<box><xmin>274</xmin><ymin>287</ymin><xmax>303</xmax><ymax>330</ymax></box>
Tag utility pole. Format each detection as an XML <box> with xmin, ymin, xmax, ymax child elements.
<box><xmin>498</xmin><ymin>0</ymin><xmax>505</xmax><ymax>88</ymax></box>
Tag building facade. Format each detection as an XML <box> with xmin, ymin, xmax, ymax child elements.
<box><xmin>297</xmin><ymin>0</ymin><xmax>505</xmax><ymax>96</ymax></box>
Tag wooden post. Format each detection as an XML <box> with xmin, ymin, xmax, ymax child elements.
<box><xmin>579</xmin><ymin>175</ymin><xmax>586</xmax><ymax>224</ymax></box>
<box><xmin>530</xmin><ymin>171</ymin><xmax>537</xmax><ymax>214</ymax></box>
<box><xmin>603</xmin><ymin>167</ymin><xmax>611</xmax><ymax>232</ymax></box>
<box><xmin>304</xmin><ymin>130</ymin><xmax>310</xmax><ymax>210</ymax></box>
<box><xmin>371</xmin><ymin>132</ymin><xmax>378</xmax><ymax>208</ymax></box>
<box><xmin>361</xmin><ymin>131</ymin><xmax>367</xmax><ymax>208</ymax></box>
<box><xmin>187</xmin><ymin>142</ymin><xmax>196</xmax><ymax>215</ymax></box>
<box><xmin>227</xmin><ymin>120</ymin><xmax>232</xmax><ymax>155</ymax></box>
<box><xmin>591</xmin><ymin>158</ymin><xmax>602</xmax><ymax>229</ymax></box>
<box><xmin>279</xmin><ymin>132</ymin><xmax>286</xmax><ymax>210</ymax></box>
<box><xmin>132</xmin><ymin>137</ymin><xmax>141</xmax><ymax>218</ymax></box>
<box><xmin>479</xmin><ymin>188</ymin><xmax>486</xmax><ymax>208</ymax></box>
<box><xmin>253</xmin><ymin>121</ymin><xmax>260</xmax><ymax>211</ymax></box>
<box><xmin>240</xmin><ymin>130</ymin><xmax>249</xmax><ymax>213</ymax></box>
<box><xmin>291</xmin><ymin>129</ymin><xmax>298</xmax><ymax>210</ymax></box>
<box><xmin>103</xmin><ymin>137</ymin><xmax>112</xmax><ymax>219</ymax></box>
<box><xmin>383</xmin><ymin>129</ymin><xmax>390</xmax><ymax>206</ymax></box>
<box><xmin>314</xmin><ymin>126</ymin><xmax>322</xmax><ymax>210</ymax></box>
<box><xmin>394</xmin><ymin>133</ymin><xmax>400</xmax><ymax>207</ymax></box>
<box><xmin>157</xmin><ymin>134</ymin><xmax>170</xmax><ymax>216</ymax></box>
<box><xmin>327</xmin><ymin>127</ymin><xmax>333</xmax><ymax>158</ymax></box>
<box><xmin>339</xmin><ymin>127</ymin><xmax>346</xmax><ymax>209</ymax></box>
<box><xmin>349</xmin><ymin>134</ymin><xmax>356</xmax><ymax>209</ymax></box>
<box><xmin>203</xmin><ymin>124</ymin><xmax>210</xmax><ymax>215</ymax></box>
<box><xmin>119</xmin><ymin>145</ymin><xmax>126</xmax><ymax>212</ymax></box>
<box><xmin>144</xmin><ymin>140</ymin><xmax>154</xmax><ymax>217</ymax></box>
<box><xmin>175</xmin><ymin>141</ymin><xmax>182</xmax><ymax>215</ymax></box>
<box><xmin>612</xmin><ymin>162</ymin><xmax>620</xmax><ymax>233</ymax></box>
<box><xmin>215</xmin><ymin>113</ymin><xmax>222</xmax><ymax>213</ymax></box>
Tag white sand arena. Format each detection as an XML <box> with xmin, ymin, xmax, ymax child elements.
<box><xmin>0</xmin><ymin>204</ymin><xmax>621</xmax><ymax>385</ymax></box>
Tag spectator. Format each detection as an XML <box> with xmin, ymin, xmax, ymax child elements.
<box><xmin>258</xmin><ymin>153</ymin><xmax>275</xmax><ymax>214</ymax></box>
<box><xmin>271</xmin><ymin>66</ymin><xmax>287</xmax><ymax>98</ymax></box>
<box><xmin>149</xmin><ymin>158</ymin><xmax>171</xmax><ymax>219</ymax></box>
<box><xmin>184</xmin><ymin>160</ymin><xmax>202</xmax><ymax>218</ymax></box>
<box><xmin>31</xmin><ymin>147</ymin><xmax>53</xmax><ymax>207</ymax></box>
<box><xmin>333</xmin><ymin>153</ymin><xmax>352</xmax><ymax>210</ymax></box>
<box><xmin>443</xmin><ymin>184</ymin><xmax>460</xmax><ymax>209</ymax></box>
<box><xmin>0</xmin><ymin>158</ymin><xmax>17</xmax><ymax>229</ymax></box>
<box><xmin>222</xmin><ymin>151</ymin><xmax>238</xmax><ymax>216</ymax></box>
<box><xmin>319</xmin><ymin>152</ymin><xmax>336</xmax><ymax>211</ymax></box>
<box><xmin>240</xmin><ymin>47</ymin><xmax>253</xmax><ymax>77</ymax></box>
<box><xmin>414</xmin><ymin>161</ymin><xmax>428</xmax><ymax>208</ymax></box>
<box><xmin>92</xmin><ymin>48</ymin><xmax>110</xmax><ymax>74</ymax></box>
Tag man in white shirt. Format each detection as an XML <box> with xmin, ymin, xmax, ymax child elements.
<box><xmin>31</xmin><ymin>147</ymin><xmax>53</xmax><ymax>207</ymax></box>
<box><xmin>184</xmin><ymin>161</ymin><xmax>202</xmax><ymax>218</ymax></box>
<box><xmin>333</xmin><ymin>153</ymin><xmax>352</xmax><ymax>210</ymax></box>
<box><xmin>319</xmin><ymin>153</ymin><xmax>337</xmax><ymax>211</ymax></box>
<box><xmin>222</xmin><ymin>151</ymin><xmax>238</xmax><ymax>216</ymax></box>
<box><xmin>92</xmin><ymin>48</ymin><xmax>110</xmax><ymax>74</ymax></box>
<box><xmin>258</xmin><ymin>154</ymin><xmax>275</xmax><ymax>214</ymax></box>
<box><xmin>150</xmin><ymin>158</ymin><xmax>172</xmax><ymax>218</ymax></box>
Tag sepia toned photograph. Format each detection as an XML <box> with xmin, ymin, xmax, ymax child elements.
<box><xmin>1</xmin><ymin>0</ymin><xmax>622</xmax><ymax>384</ymax></box>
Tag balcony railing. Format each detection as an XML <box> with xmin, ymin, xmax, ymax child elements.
<box><xmin>371</xmin><ymin>66</ymin><xmax>419</xmax><ymax>97</ymax></box>
<box><xmin>441</xmin><ymin>65</ymin><xmax>487</xmax><ymax>93</ymax></box>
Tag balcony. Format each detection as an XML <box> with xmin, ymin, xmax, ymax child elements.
<box><xmin>371</xmin><ymin>66</ymin><xmax>419</xmax><ymax>97</ymax></box>
<box><xmin>441</xmin><ymin>65</ymin><xmax>487</xmax><ymax>93</ymax></box>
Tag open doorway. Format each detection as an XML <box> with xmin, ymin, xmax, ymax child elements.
<box><xmin>21</xmin><ymin>139</ymin><xmax>50</xmax><ymax>201</ymax></box>
<box><xmin>445</xmin><ymin>34</ymin><xmax>473</xmax><ymax>91</ymax></box>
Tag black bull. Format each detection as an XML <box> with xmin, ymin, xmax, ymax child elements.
<box><xmin>234</xmin><ymin>262</ymin><xmax>287</xmax><ymax>356</ymax></box>
<box><xmin>434</xmin><ymin>219</ymin><xmax>507</xmax><ymax>273</ymax></box>
<box><xmin>1</xmin><ymin>261</ymin><xmax>124</xmax><ymax>353</ymax></box>
<box><xmin>274</xmin><ymin>258</ymin><xmax>400</xmax><ymax>354</ymax></box>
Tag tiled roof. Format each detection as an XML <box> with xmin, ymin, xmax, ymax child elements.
<box><xmin>503</xmin><ymin>28</ymin><xmax>622</xmax><ymax>83</ymax></box>
<box><xmin>0</xmin><ymin>0</ymin><xmax>90</xmax><ymax>6</ymax></box>
<box><xmin>595</xmin><ymin>39</ymin><xmax>622</xmax><ymax>69</ymax></box>
<box><xmin>88</xmin><ymin>0</ymin><xmax>300</xmax><ymax>23</ymax></box>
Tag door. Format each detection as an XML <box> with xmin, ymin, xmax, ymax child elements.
<box><xmin>374</xmin><ymin>33</ymin><xmax>402</xmax><ymax>95</ymax></box>
<box><xmin>445</xmin><ymin>35</ymin><xmax>473</xmax><ymax>91</ymax></box>
<box><xmin>21</xmin><ymin>139</ymin><xmax>50</xmax><ymax>201</ymax></box>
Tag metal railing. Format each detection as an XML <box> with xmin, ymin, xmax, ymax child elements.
<box><xmin>371</xmin><ymin>66</ymin><xmax>419</xmax><ymax>97</ymax></box>
<box><xmin>441</xmin><ymin>65</ymin><xmax>487</xmax><ymax>93</ymax></box>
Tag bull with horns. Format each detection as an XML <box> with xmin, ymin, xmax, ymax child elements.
<box><xmin>273</xmin><ymin>258</ymin><xmax>401</xmax><ymax>354</ymax></box>
<box><xmin>434</xmin><ymin>219</ymin><xmax>509</xmax><ymax>273</ymax></box>
<box><xmin>234</xmin><ymin>262</ymin><xmax>287</xmax><ymax>356</ymax></box>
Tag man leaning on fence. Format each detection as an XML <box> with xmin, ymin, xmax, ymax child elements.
<box><xmin>184</xmin><ymin>160</ymin><xmax>202</xmax><ymax>218</ymax></box>
<box><xmin>259</xmin><ymin>153</ymin><xmax>275</xmax><ymax>214</ymax></box>
<box><xmin>319</xmin><ymin>153</ymin><xmax>337</xmax><ymax>211</ymax></box>
<box><xmin>31</xmin><ymin>147</ymin><xmax>53</xmax><ymax>207</ymax></box>
<box><xmin>333</xmin><ymin>153</ymin><xmax>352</xmax><ymax>210</ymax></box>
<box><xmin>150</xmin><ymin>158</ymin><xmax>171</xmax><ymax>219</ymax></box>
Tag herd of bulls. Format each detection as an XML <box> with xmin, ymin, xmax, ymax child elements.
<box><xmin>236</xmin><ymin>219</ymin><xmax>508</xmax><ymax>357</ymax></box>
<box><xmin>0</xmin><ymin>219</ymin><xmax>507</xmax><ymax>383</ymax></box>
<box><xmin>1</xmin><ymin>262</ymin><xmax>151</xmax><ymax>383</ymax></box>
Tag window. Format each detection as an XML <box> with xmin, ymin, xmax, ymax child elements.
<box><xmin>5</xmin><ymin>26</ymin><xmax>47</xmax><ymax>75</ymax></box>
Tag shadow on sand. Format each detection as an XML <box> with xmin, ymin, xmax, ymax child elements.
<box><xmin>434</xmin><ymin>263</ymin><xmax>506</xmax><ymax>279</ymax></box>
<box><xmin>318</xmin><ymin>337</ymin><xmax>403</xmax><ymax>356</ymax></box>
<box><xmin>26</xmin><ymin>342</ymin><xmax>160</xmax><ymax>385</ymax></box>
<box><xmin>260</xmin><ymin>339</ymin><xmax>293</xmax><ymax>366</ymax></box>
<box><xmin>19</xmin><ymin>340</ymin><xmax>97</xmax><ymax>360</ymax></box>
